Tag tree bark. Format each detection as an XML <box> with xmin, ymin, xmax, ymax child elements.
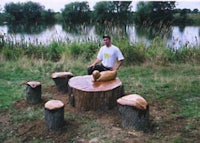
<box><xmin>26</xmin><ymin>81</ymin><xmax>42</xmax><ymax>104</ymax></box>
<box><xmin>68</xmin><ymin>75</ymin><xmax>124</xmax><ymax>111</ymax></box>
<box><xmin>51</xmin><ymin>72</ymin><xmax>73</xmax><ymax>93</ymax></box>
<box><xmin>118</xmin><ymin>105</ymin><xmax>150</xmax><ymax>131</ymax></box>
<box><xmin>44</xmin><ymin>100</ymin><xmax>65</xmax><ymax>130</ymax></box>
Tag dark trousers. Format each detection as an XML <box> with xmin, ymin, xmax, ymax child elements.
<box><xmin>87</xmin><ymin>64</ymin><xmax>111</xmax><ymax>75</ymax></box>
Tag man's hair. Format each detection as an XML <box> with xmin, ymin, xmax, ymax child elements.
<box><xmin>103</xmin><ymin>35</ymin><xmax>111</xmax><ymax>40</ymax></box>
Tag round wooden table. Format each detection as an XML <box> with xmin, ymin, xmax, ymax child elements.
<box><xmin>68</xmin><ymin>75</ymin><xmax>124</xmax><ymax>111</ymax></box>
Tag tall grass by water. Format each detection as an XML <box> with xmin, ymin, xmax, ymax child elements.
<box><xmin>1</xmin><ymin>33</ymin><xmax>200</xmax><ymax>65</ymax></box>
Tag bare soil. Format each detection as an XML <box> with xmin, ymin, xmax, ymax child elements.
<box><xmin>1</xmin><ymin>85</ymin><xmax>200</xmax><ymax>143</ymax></box>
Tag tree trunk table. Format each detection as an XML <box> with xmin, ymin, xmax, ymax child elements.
<box><xmin>68</xmin><ymin>75</ymin><xmax>124</xmax><ymax>111</ymax></box>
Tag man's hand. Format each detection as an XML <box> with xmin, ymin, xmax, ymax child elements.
<box><xmin>88</xmin><ymin>63</ymin><xmax>95</xmax><ymax>69</ymax></box>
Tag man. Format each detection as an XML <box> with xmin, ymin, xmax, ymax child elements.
<box><xmin>87</xmin><ymin>35</ymin><xmax>124</xmax><ymax>75</ymax></box>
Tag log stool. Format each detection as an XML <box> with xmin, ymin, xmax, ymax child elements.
<box><xmin>51</xmin><ymin>72</ymin><xmax>73</xmax><ymax>93</ymax></box>
<box><xmin>26</xmin><ymin>81</ymin><xmax>42</xmax><ymax>104</ymax></box>
<box><xmin>44</xmin><ymin>100</ymin><xmax>65</xmax><ymax>130</ymax></box>
<box><xmin>117</xmin><ymin>94</ymin><xmax>149</xmax><ymax>131</ymax></box>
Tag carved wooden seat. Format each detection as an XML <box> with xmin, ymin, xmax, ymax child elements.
<box><xmin>26</xmin><ymin>81</ymin><xmax>42</xmax><ymax>104</ymax></box>
<box><xmin>51</xmin><ymin>72</ymin><xmax>73</xmax><ymax>93</ymax></box>
<box><xmin>117</xmin><ymin>94</ymin><xmax>149</xmax><ymax>131</ymax></box>
<box><xmin>44</xmin><ymin>100</ymin><xmax>65</xmax><ymax>130</ymax></box>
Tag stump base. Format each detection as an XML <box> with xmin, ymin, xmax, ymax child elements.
<box><xmin>118</xmin><ymin>105</ymin><xmax>149</xmax><ymax>131</ymax></box>
<box><xmin>44</xmin><ymin>100</ymin><xmax>65</xmax><ymax>130</ymax></box>
<box><xmin>26</xmin><ymin>81</ymin><xmax>42</xmax><ymax>104</ymax></box>
<box><xmin>52</xmin><ymin>72</ymin><xmax>73</xmax><ymax>93</ymax></box>
<box><xmin>117</xmin><ymin>94</ymin><xmax>150</xmax><ymax>131</ymax></box>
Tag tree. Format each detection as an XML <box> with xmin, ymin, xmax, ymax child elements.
<box><xmin>4</xmin><ymin>2</ymin><xmax>23</xmax><ymax>22</ymax></box>
<box><xmin>134</xmin><ymin>1</ymin><xmax>176</xmax><ymax>25</ymax></box>
<box><xmin>92</xmin><ymin>1</ymin><xmax>112</xmax><ymax>23</ymax></box>
<box><xmin>192</xmin><ymin>9</ymin><xmax>199</xmax><ymax>14</ymax></box>
<box><xmin>62</xmin><ymin>2</ymin><xmax>90</xmax><ymax>24</ymax></box>
<box><xmin>92</xmin><ymin>1</ymin><xmax>133</xmax><ymax>24</ymax></box>
<box><xmin>4</xmin><ymin>1</ymin><xmax>54</xmax><ymax>24</ymax></box>
<box><xmin>112</xmin><ymin>1</ymin><xmax>133</xmax><ymax>23</ymax></box>
<box><xmin>41</xmin><ymin>9</ymin><xmax>56</xmax><ymax>23</ymax></box>
<box><xmin>23</xmin><ymin>1</ymin><xmax>44</xmax><ymax>23</ymax></box>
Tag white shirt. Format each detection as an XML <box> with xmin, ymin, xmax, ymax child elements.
<box><xmin>97</xmin><ymin>45</ymin><xmax>124</xmax><ymax>68</ymax></box>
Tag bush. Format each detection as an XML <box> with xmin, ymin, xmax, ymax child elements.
<box><xmin>68</xmin><ymin>42</ymin><xmax>98</xmax><ymax>61</ymax></box>
<box><xmin>146</xmin><ymin>37</ymin><xmax>172</xmax><ymax>65</ymax></box>
<box><xmin>172</xmin><ymin>46</ymin><xmax>200</xmax><ymax>63</ymax></box>
<box><xmin>46</xmin><ymin>42</ymin><xmax>65</xmax><ymax>61</ymax></box>
<box><xmin>121</xmin><ymin>43</ymin><xmax>147</xmax><ymax>65</ymax></box>
<box><xmin>1</xmin><ymin>45</ymin><xmax>24</xmax><ymax>60</ymax></box>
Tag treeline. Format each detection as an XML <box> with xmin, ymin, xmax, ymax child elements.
<box><xmin>1</xmin><ymin>1</ymin><xmax>56</xmax><ymax>24</ymax></box>
<box><xmin>0</xmin><ymin>1</ymin><xmax>199</xmax><ymax>26</ymax></box>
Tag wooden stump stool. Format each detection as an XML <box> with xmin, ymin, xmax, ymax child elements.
<box><xmin>44</xmin><ymin>100</ymin><xmax>65</xmax><ymax>130</ymax></box>
<box><xmin>51</xmin><ymin>72</ymin><xmax>73</xmax><ymax>93</ymax></box>
<box><xmin>117</xmin><ymin>94</ymin><xmax>149</xmax><ymax>131</ymax></box>
<box><xmin>26</xmin><ymin>81</ymin><xmax>42</xmax><ymax>104</ymax></box>
<box><xmin>68</xmin><ymin>75</ymin><xmax>124</xmax><ymax>111</ymax></box>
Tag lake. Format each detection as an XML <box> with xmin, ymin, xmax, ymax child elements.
<box><xmin>0</xmin><ymin>24</ymin><xmax>199</xmax><ymax>49</ymax></box>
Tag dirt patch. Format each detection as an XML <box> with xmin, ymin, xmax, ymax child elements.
<box><xmin>1</xmin><ymin>85</ymin><xmax>200</xmax><ymax>142</ymax></box>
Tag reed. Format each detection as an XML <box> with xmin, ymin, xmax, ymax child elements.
<box><xmin>2</xmin><ymin>38</ymin><xmax>200</xmax><ymax>65</ymax></box>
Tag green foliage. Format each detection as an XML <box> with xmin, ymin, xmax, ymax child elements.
<box><xmin>1</xmin><ymin>37</ymin><xmax>200</xmax><ymax>65</ymax></box>
<box><xmin>4</xmin><ymin>1</ymin><xmax>55</xmax><ymax>24</ymax></box>
<box><xmin>0</xmin><ymin>13</ymin><xmax>6</xmax><ymax>23</ymax></box>
<box><xmin>93</xmin><ymin>1</ymin><xmax>133</xmax><ymax>24</ymax></box>
<box><xmin>68</xmin><ymin>42</ymin><xmax>83</xmax><ymax>56</ymax></box>
<box><xmin>1</xmin><ymin>45</ymin><xmax>24</xmax><ymax>60</ymax></box>
<box><xmin>41</xmin><ymin>9</ymin><xmax>56</xmax><ymax>23</ymax></box>
<box><xmin>68</xmin><ymin>42</ymin><xmax>98</xmax><ymax>61</ymax></box>
<box><xmin>117</xmin><ymin>39</ymin><xmax>146</xmax><ymax>65</ymax></box>
<box><xmin>134</xmin><ymin>1</ymin><xmax>175</xmax><ymax>25</ymax></box>
<box><xmin>62</xmin><ymin>2</ymin><xmax>90</xmax><ymax>24</ymax></box>
<box><xmin>172</xmin><ymin>46</ymin><xmax>200</xmax><ymax>63</ymax></box>
<box><xmin>46</xmin><ymin>42</ymin><xmax>65</xmax><ymax>61</ymax></box>
<box><xmin>0</xmin><ymin>40</ymin><xmax>66</xmax><ymax>61</ymax></box>
<box><xmin>146</xmin><ymin>36</ymin><xmax>172</xmax><ymax>64</ymax></box>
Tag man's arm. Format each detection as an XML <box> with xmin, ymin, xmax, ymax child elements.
<box><xmin>112</xmin><ymin>60</ymin><xmax>123</xmax><ymax>71</ymax></box>
<box><xmin>88</xmin><ymin>58</ymin><xmax>101</xmax><ymax>69</ymax></box>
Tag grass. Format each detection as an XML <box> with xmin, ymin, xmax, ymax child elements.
<box><xmin>0</xmin><ymin>56</ymin><xmax>200</xmax><ymax>142</ymax></box>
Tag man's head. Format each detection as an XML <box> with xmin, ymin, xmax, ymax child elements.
<box><xmin>103</xmin><ymin>35</ymin><xmax>111</xmax><ymax>40</ymax></box>
<box><xmin>103</xmin><ymin>35</ymin><xmax>111</xmax><ymax>47</ymax></box>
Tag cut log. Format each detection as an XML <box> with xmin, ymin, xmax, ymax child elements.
<box><xmin>26</xmin><ymin>81</ymin><xmax>42</xmax><ymax>104</ymax></box>
<box><xmin>51</xmin><ymin>72</ymin><xmax>73</xmax><ymax>93</ymax></box>
<box><xmin>44</xmin><ymin>100</ymin><xmax>65</xmax><ymax>130</ymax></box>
<box><xmin>117</xmin><ymin>94</ymin><xmax>149</xmax><ymax>131</ymax></box>
<box><xmin>68</xmin><ymin>75</ymin><xmax>124</xmax><ymax>111</ymax></box>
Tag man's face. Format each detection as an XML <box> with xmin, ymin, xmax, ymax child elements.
<box><xmin>103</xmin><ymin>38</ymin><xmax>111</xmax><ymax>46</ymax></box>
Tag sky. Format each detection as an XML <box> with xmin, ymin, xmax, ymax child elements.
<box><xmin>0</xmin><ymin>0</ymin><xmax>200</xmax><ymax>12</ymax></box>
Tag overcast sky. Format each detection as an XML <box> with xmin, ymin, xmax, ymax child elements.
<box><xmin>1</xmin><ymin>0</ymin><xmax>200</xmax><ymax>12</ymax></box>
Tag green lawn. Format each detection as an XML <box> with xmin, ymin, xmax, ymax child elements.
<box><xmin>0</xmin><ymin>58</ymin><xmax>200</xmax><ymax>142</ymax></box>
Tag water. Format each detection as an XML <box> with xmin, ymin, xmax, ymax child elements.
<box><xmin>0</xmin><ymin>24</ymin><xmax>199</xmax><ymax>49</ymax></box>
